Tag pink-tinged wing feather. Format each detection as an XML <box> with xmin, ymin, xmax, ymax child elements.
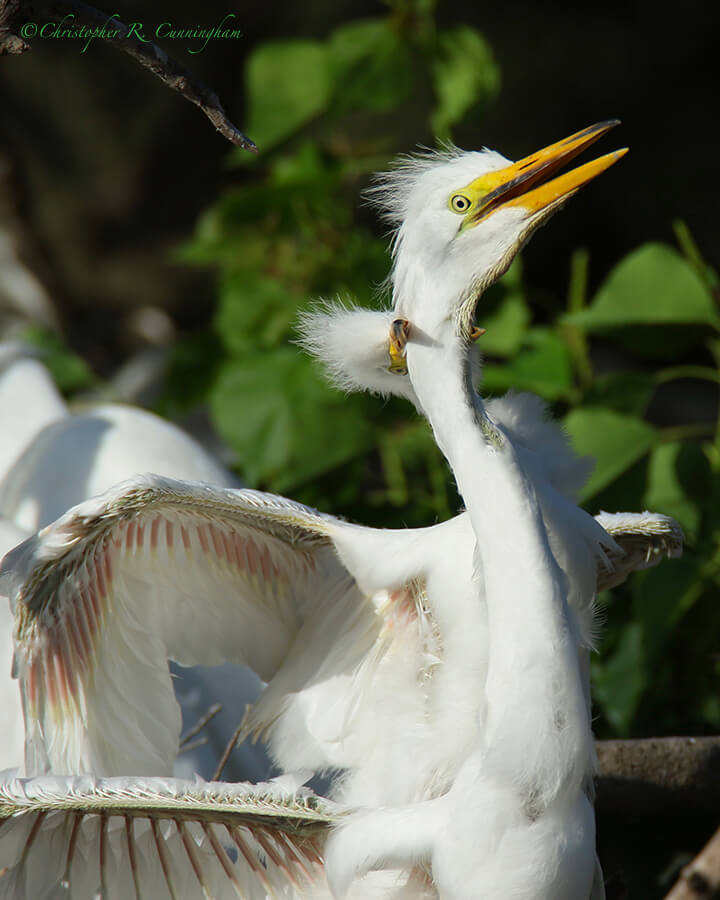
<box><xmin>1</xmin><ymin>475</ymin><xmax>384</xmax><ymax>778</ymax></box>
<box><xmin>0</xmin><ymin>774</ymin><xmax>336</xmax><ymax>900</ymax></box>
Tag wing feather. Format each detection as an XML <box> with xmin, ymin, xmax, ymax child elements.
<box><xmin>0</xmin><ymin>774</ymin><xmax>338</xmax><ymax>900</ymax></box>
<box><xmin>0</xmin><ymin>473</ymin><xmax>683</xmax><ymax>796</ymax></box>
<box><xmin>0</xmin><ymin>475</ymin><xmax>378</xmax><ymax>777</ymax></box>
<box><xmin>594</xmin><ymin>511</ymin><xmax>684</xmax><ymax>591</ymax></box>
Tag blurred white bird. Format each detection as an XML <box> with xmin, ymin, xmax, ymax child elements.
<box><xmin>0</xmin><ymin>344</ymin><xmax>236</xmax><ymax>533</ymax></box>
<box><xmin>0</xmin><ymin>515</ymin><xmax>29</xmax><ymax>770</ymax></box>
<box><xmin>0</xmin><ymin>123</ymin><xmax>683</xmax><ymax>898</ymax></box>
<box><xmin>0</xmin><ymin>344</ymin><xmax>270</xmax><ymax>781</ymax></box>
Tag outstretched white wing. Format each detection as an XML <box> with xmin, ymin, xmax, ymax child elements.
<box><xmin>0</xmin><ymin>473</ymin><xmax>682</xmax><ymax>785</ymax></box>
<box><xmin>0</xmin><ymin>774</ymin><xmax>338</xmax><ymax>900</ymax></box>
<box><xmin>0</xmin><ymin>475</ymin><xmax>403</xmax><ymax>779</ymax></box>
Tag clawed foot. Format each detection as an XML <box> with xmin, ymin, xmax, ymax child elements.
<box><xmin>387</xmin><ymin>319</ymin><xmax>486</xmax><ymax>374</ymax></box>
<box><xmin>387</xmin><ymin>318</ymin><xmax>411</xmax><ymax>375</ymax></box>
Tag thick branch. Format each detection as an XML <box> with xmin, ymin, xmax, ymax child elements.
<box><xmin>0</xmin><ymin>0</ymin><xmax>30</xmax><ymax>53</ymax></box>
<box><xmin>664</xmin><ymin>826</ymin><xmax>720</xmax><ymax>899</ymax></box>
<box><xmin>1</xmin><ymin>0</ymin><xmax>256</xmax><ymax>150</ymax></box>
<box><xmin>596</xmin><ymin>737</ymin><xmax>720</xmax><ymax>815</ymax></box>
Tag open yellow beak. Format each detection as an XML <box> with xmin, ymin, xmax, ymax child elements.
<box><xmin>464</xmin><ymin>120</ymin><xmax>627</xmax><ymax>225</ymax></box>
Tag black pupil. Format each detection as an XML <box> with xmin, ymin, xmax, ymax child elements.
<box><xmin>456</xmin><ymin>197</ymin><xmax>467</xmax><ymax>210</ymax></box>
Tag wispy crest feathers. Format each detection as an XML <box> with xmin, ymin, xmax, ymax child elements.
<box><xmin>365</xmin><ymin>145</ymin><xmax>465</xmax><ymax>228</ymax></box>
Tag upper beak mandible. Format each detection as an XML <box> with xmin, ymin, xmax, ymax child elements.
<box><xmin>468</xmin><ymin>120</ymin><xmax>628</xmax><ymax>224</ymax></box>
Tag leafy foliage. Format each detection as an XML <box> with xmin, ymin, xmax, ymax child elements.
<box><xmin>565</xmin><ymin>243</ymin><xmax>720</xmax><ymax>330</ymax></box>
<box><xmin>566</xmin><ymin>246</ymin><xmax>720</xmax><ymax>738</ymax></box>
<box><xmin>19</xmin><ymin>326</ymin><xmax>95</xmax><ymax>394</ymax></box>
<box><xmin>170</xmin><ymin>2</ymin><xmax>501</xmax><ymax>527</ymax></box>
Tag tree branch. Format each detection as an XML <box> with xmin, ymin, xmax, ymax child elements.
<box><xmin>596</xmin><ymin>737</ymin><xmax>720</xmax><ymax>815</ymax></box>
<box><xmin>0</xmin><ymin>0</ymin><xmax>256</xmax><ymax>151</ymax></box>
<box><xmin>664</xmin><ymin>826</ymin><xmax>720</xmax><ymax>899</ymax></box>
<box><xmin>179</xmin><ymin>703</ymin><xmax>222</xmax><ymax>750</ymax></box>
<box><xmin>0</xmin><ymin>0</ymin><xmax>30</xmax><ymax>53</ymax></box>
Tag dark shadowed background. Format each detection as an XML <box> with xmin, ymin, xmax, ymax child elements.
<box><xmin>1</xmin><ymin>0</ymin><xmax>717</xmax><ymax>361</ymax></box>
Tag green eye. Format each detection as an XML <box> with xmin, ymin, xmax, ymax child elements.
<box><xmin>450</xmin><ymin>194</ymin><xmax>471</xmax><ymax>214</ymax></box>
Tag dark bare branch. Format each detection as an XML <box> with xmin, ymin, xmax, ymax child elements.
<box><xmin>212</xmin><ymin>722</ymin><xmax>244</xmax><ymax>782</ymax></box>
<box><xmin>664</xmin><ymin>826</ymin><xmax>720</xmax><ymax>899</ymax></box>
<box><xmin>179</xmin><ymin>703</ymin><xmax>222</xmax><ymax>749</ymax></box>
<box><xmin>596</xmin><ymin>737</ymin><xmax>720</xmax><ymax>815</ymax></box>
<box><xmin>1</xmin><ymin>0</ymin><xmax>256</xmax><ymax>150</ymax></box>
<box><xmin>177</xmin><ymin>737</ymin><xmax>209</xmax><ymax>755</ymax></box>
<box><xmin>0</xmin><ymin>0</ymin><xmax>30</xmax><ymax>53</ymax></box>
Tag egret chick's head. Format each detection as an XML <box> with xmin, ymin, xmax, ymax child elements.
<box><xmin>372</xmin><ymin>121</ymin><xmax>627</xmax><ymax>337</ymax></box>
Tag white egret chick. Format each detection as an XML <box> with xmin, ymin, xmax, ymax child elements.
<box><xmin>326</xmin><ymin>121</ymin><xmax>631</xmax><ymax>898</ymax></box>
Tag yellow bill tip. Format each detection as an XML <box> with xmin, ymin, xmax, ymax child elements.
<box><xmin>464</xmin><ymin>124</ymin><xmax>627</xmax><ymax>224</ymax></box>
<box><xmin>504</xmin><ymin>145</ymin><xmax>628</xmax><ymax>214</ymax></box>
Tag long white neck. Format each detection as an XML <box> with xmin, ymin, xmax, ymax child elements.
<box><xmin>404</xmin><ymin>309</ymin><xmax>593</xmax><ymax>805</ymax></box>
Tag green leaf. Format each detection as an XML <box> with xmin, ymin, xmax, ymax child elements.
<box><xmin>161</xmin><ymin>332</ymin><xmax>224</xmax><ymax>416</ymax></box>
<box><xmin>245</xmin><ymin>40</ymin><xmax>332</xmax><ymax>150</ymax></box>
<box><xmin>587</xmin><ymin>456</ymin><xmax>649</xmax><ymax>518</ymax></box>
<box><xmin>592</xmin><ymin>622</ymin><xmax>646</xmax><ymax>735</ymax></box>
<box><xmin>478</xmin><ymin>261</ymin><xmax>529</xmax><ymax>357</ymax></box>
<box><xmin>581</xmin><ymin>372</ymin><xmax>655</xmax><ymax>416</ymax></box>
<box><xmin>430</xmin><ymin>25</ymin><xmax>500</xmax><ymax>138</ymax></box>
<box><xmin>329</xmin><ymin>19</ymin><xmax>414</xmax><ymax>114</ymax></box>
<box><xmin>673</xmin><ymin>219</ymin><xmax>720</xmax><ymax>292</ymax></box>
<box><xmin>563</xmin><ymin>408</ymin><xmax>657</xmax><ymax>501</ymax></box>
<box><xmin>20</xmin><ymin>326</ymin><xmax>94</xmax><ymax>394</ymax></box>
<box><xmin>634</xmin><ymin>558</ymin><xmax>702</xmax><ymax>666</ymax></box>
<box><xmin>210</xmin><ymin>349</ymin><xmax>373</xmax><ymax>491</ymax></box>
<box><xmin>478</xmin><ymin>292</ymin><xmax>529</xmax><ymax>357</ymax></box>
<box><xmin>482</xmin><ymin>328</ymin><xmax>572</xmax><ymax>399</ymax></box>
<box><xmin>215</xmin><ymin>273</ymin><xmax>299</xmax><ymax>354</ymax></box>
<box><xmin>269</xmin><ymin>141</ymin><xmax>328</xmax><ymax>186</ymax></box>
<box><xmin>564</xmin><ymin>243</ymin><xmax>720</xmax><ymax>331</ymax></box>
<box><xmin>643</xmin><ymin>442</ymin><xmax>703</xmax><ymax>540</ymax></box>
<box><xmin>699</xmin><ymin>694</ymin><xmax>720</xmax><ymax>730</ymax></box>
